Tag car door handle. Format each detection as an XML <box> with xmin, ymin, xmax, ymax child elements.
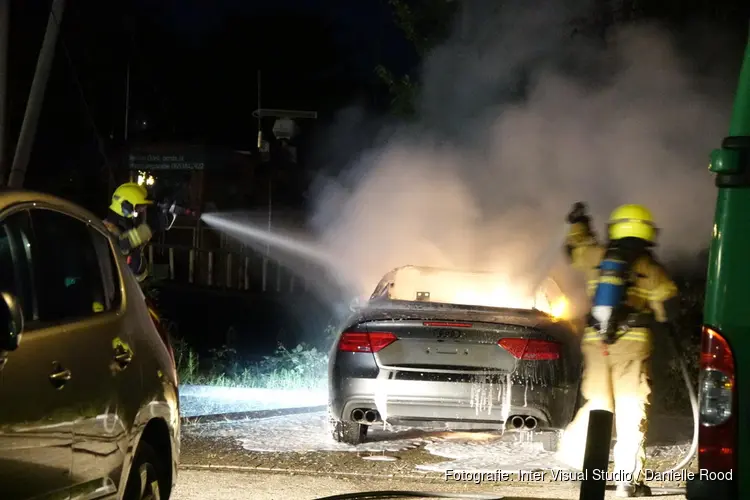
<box><xmin>113</xmin><ymin>347</ymin><xmax>133</xmax><ymax>369</ymax></box>
<box><xmin>49</xmin><ymin>364</ymin><xmax>72</xmax><ymax>389</ymax></box>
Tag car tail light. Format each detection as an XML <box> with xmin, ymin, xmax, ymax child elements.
<box><xmin>338</xmin><ymin>331</ymin><xmax>397</xmax><ymax>353</ymax></box>
<box><xmin>698</xmin><ymin>326</ymin><xmax>736</xmax><ymax>472</ymax></box>
<box><xmin>423</xmin><ymin>322</ymin><xmax>472</xmax><ymax>328</ymax></box>
<box><xmin>497</xmin><ymin>338</ymin><xmax>560</xmax><ymax>360</ymax></box>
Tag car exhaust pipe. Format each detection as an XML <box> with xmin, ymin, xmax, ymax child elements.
<box><xmin>510</xmin><ymin>415</ymin><xmax>525</xmax><ymax>429</ymax></box>
<box><xmin>524</xmin><ymin>416</ymin><xmax>537</xmax><ymax>430</ymax></box>
<box><xmin>351</xmin><ymin>409</ymin><xmax>365</xmax><ymax>422</ymax></box>
<box><xmin>364</xmin><ymin>410</ymin><xmax>379</xmax><ymax>423</ymax></box>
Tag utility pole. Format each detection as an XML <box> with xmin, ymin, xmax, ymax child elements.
<box><xmin>252</xmin><ymin>104</ymin><xmax>317</xmax><ymax>291</ymax></box>
<box><xmin>124</xmin><ymin>58</ymin><xmax>132</xmax><ymax>183</ymax></box>
<box><xmin>0</xmin><ymin>0</ymin><xmax>9</xmax><ymax>186</ymax></box>
<box><xmin>7</xmin><ymin>0</ymin><xmax>66</xmax><ymax>188</ymax></box>
<box><xmin>123</xmin><ymin>11</ymin><xmax>135</xmax><ymax>185</ymax></box>
<box><xmin>257</xmin><ymin>70</ymin><xmax>271</xmax><ymax>292</ymax></box>
<box><xmin>125</xmin><ymin>61</ymin><xmax>130</xmax><ymax>143</ymax></box>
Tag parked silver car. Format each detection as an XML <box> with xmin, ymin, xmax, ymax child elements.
<box><xmin>328</xmin><ymin>265</ymin><xmax>581</xmax><ymax>446</ymax></box>
<box><xmin>0</xmin><ymin>190</ymin><xmax>180</xmax><ymax>500</ymax></box>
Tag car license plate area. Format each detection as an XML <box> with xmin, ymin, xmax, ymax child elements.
<box><xmin>393</xmin><ymin>370</ymin><xmax>506</xmax><ymax>383</ymax></box>
<box><xmin>435</xmin><ymin>347</ymin><xmax>458</xmax><ymax>354</ymax></box>
<box><xmin>377</xmin><ymin>340</ymin><xmax>516</xmax><ymax>370</ymax></box>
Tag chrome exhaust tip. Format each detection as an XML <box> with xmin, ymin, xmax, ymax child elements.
<box><xmin>524</xmin><ymin>416</ymin><xmax>538</xmax><ymax>430</ymax></box>
<box><xmin>510</xmin><ymin>415</ymin><xmax>525</xmax><ymax>429</ymax></box>
<box><xmin>364</xmin><ymin>410</ymin><xmax>379</xmax><ymax>423</ymax></box>
<box><xmin>351</xmin><ymin>409</ymin><xmax>365</xmax><ymax>422</ymax></box>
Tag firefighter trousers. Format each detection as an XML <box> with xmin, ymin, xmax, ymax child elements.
<box><xmin>556</xmin><ymin>329</ymin><xmax>652</xmax><ymax>484</ymax></box>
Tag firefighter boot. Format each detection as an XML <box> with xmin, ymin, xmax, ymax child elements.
<box><xmin>616</xmin><ymin>482</ymin><xmax>652</xmax><ymax>497</ymax></box>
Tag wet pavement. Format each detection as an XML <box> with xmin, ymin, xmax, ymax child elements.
<box><xmin>174</xmin><ymin>467</ymin><xmax>679</xmax><ymax>500</ymax></box>
<box><xmin>177</xmin><ymin>410</ymin><xmax>697</xmax><ymax>498</ymax></box>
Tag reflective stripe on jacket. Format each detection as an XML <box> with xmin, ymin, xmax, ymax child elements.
<box><xmin>581</xmin><ymin>326</ymin><xmax>649</xmax><ymax>343</ymax></box>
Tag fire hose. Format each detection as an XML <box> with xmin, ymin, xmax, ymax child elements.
<box><xmin>646</xmin><ymin>331</ymin><xmax>699</xmax><ymax>496</ymax></box>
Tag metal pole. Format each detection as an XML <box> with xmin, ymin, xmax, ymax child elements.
<box><xmin>267</xmin><ymin>170</ymin><xmax>273</xmax><ymax>251</ymax></box>
<box><xmin>124</xmin><ymin>60</ymin><xmax>130</xmax><ymax>142</ymax></box>
<box><xmin>262</xmin><ymin>71</ymin><xmax>271</xmax><ymax>256</ymax></box>
<box><xmin>256</xmin><ymin>70</ymin><xmax>262</xmax><ymax>147</ymax></box>
<box><xmin>0</xmin><ymin>0</ymin><xmax>9</xmax><ymax>185</ymax></box>
<box><xmin>257</xmin><ymin>69</ymin><xmax>271</xmax><ymax>291</ymax></box>
<box><xmin>244</xmin><ymin>256</ymin><xmax>249</xmax><ymax>290</ymax></box>
<box><xmin>579</xmin><ymin>409</ymin><xmax>613</xmax><ymax>500</ymax></box>
<box><xmin>7</xmin><ymin>0</ymin><xmax>66</xmax><ymax>188</ymax></box>
<box><xmin>168</xmin><ymin>247</ymin><xmax>174</xmax><ymax>280</ymax></box>
<box><xmin>207</xmin><ymin>251</ymin><xmax>213</xmax><ymax>287</ymax></box>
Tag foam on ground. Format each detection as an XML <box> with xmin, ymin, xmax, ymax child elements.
<box><xmin>184</xmin><ymin>411</ymin><xmax>439</xmax><ymax>452</ymax></box>
<box><xmin>182</xmin><ymin>402</ymin><xmax>692</xmax><ymax>473</ymax></box>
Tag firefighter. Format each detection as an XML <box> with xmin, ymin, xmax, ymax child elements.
<box><xmin>103</xmin><ymin>182</ymin><xmax>171</xmax><ymax>283</ymax></box>
<box><xmin>555</xmin><ymin>202</ymin><xmax>680</xmax><ymax>498</ymax></box>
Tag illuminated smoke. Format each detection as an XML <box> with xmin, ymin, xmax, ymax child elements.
<box><xmin>308</xmin><ymin>0</ymin><xmax>734</xmax><ymax>312</ymax></box>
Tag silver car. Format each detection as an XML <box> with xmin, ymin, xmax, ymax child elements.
<box><xmin>0</xmin><ymin>190</ymin><xmax>180</xmax><ymax>500</ymax></box>
<box><xmin>328</xmin><ymin>266</ymin><xmax>582</xmax><ymax>446</ymax></box>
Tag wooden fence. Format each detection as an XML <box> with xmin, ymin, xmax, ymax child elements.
<box><xmin>145</xmin><ymin>222</ymin><xmax>316</xmax><ymax>293</ymax></box>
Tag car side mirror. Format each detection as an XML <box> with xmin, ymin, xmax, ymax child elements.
<box><xmin>0</xmin><ymin>291</ymin><xmax>24</xmax><ymax>351</ymax></box>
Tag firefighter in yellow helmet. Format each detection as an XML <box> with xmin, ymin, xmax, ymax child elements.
<box><xmin>556</xmin><ymin>202</ymin><xmax>680</xmax><ymax>498</ymax></box>
<box><xmin>103</xmin><ymin>182</ymin><xmax>171</xmax><ymax>283</ymax></box>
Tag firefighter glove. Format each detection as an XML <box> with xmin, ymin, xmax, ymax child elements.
<box><xmin>567</xmin><ymin>202</ymin><xmax>589</xmax><ymax>224</ymax></box>
<box><xmin>146</xmin><ymin>207</ymin><xmax>170</xmax><ymax>233</ymax></box>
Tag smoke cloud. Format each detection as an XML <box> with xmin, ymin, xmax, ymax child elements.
<box><xmin>308</xmin><ymin>0</ymin><xmax>732</xmax><ymax>307</ymax></box>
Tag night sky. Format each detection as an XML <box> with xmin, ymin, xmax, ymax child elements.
<box><xmin>2</xmin><ymin>0</ymin><xmax>749</xmax><ymax>209</ymax></box>
<box><xmin>2</xmin><ymin>0</ymin><xmax>413</xmax><ymax>204</ymax></box>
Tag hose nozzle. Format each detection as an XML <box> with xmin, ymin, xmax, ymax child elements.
<box><xmin>158</xmin><ymin>201</ymin><xmax>198</xmax><ymax>217</ymax></box>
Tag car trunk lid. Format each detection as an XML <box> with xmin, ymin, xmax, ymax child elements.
<box><xmin>359</xmin><ymin>317</ymin><xmax>561</xmax><ymax>373</ymax></box>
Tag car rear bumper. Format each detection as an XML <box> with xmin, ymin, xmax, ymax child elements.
<box><xmin>329</xmin><ymin>377</ymin><xmax>575</xmax><ymax>430</ymax></box>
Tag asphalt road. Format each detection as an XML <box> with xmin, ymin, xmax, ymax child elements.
<box><xmin>171</xmin><ymin>468</ymin><xmax>688</xmax><ymax>500</ymax></box>
<box><xmin>174</xmin><ymin>413</ymin><xmax>694</xmax><ymax>500</ymax></box>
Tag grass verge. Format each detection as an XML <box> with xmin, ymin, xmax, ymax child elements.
<box><xmin>173</xmin><ymin>339</ymin><xmax>328</xmax><ymax>392</ymax></box>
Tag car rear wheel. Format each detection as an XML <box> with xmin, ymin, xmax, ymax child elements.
<box><xmin>123</xmin><ymin>441</ymin><xmax>168</xmax><ymax>500</ymax></box>
<box><xmin>328</xmin><ymin>408</ymin><xmax>367</xmax><ymax>445</ymax></box>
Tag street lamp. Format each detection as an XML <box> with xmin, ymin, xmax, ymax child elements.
<box><xmin>252</xmin><ymin>108</ymin><xmax>317</xmax><ymax>291</ymax></box>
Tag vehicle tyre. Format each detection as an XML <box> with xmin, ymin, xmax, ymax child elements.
<box><xmin>122</xmin><ymin>441</ymin><xmax>169</xmax><ymax>500</ymax></box>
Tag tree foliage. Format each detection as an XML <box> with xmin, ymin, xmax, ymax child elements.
<box><xmin>375</xmin><ymin>0</ymin><xmax>457</xmax><ymax>118</ymax></box>
<box><xmin>376</xmin><ymin>0</ymin><xmax>749</xmax><ymax>117</ymax></box>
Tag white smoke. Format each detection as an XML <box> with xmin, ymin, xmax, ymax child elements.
<box><xmin>308</xmin><ymin>0</ymin><xmax>732</xmax><ymax>304</ymax></box>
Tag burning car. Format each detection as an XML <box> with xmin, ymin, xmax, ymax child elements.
<box><xmin>327</xmin><ymin>265</ymin><xmax>582</xmax><ymax>445</ymax></box>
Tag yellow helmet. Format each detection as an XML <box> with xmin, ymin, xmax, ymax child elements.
<box><xmin>607</xmin><ymin>204</ymin><xmax>657</xmax><ymax>243</ymax></box>
<box><xmin>110</xmin><ymin>182</ymin><xmax>153</xmax><ymax>218</ymax></box>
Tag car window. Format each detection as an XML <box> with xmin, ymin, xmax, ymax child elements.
<box><xmin>89</xmin><ymin>226</ymin><xmax>122</xmax><ymax>310</ymax></box>
<box><xmin>30</xmin><ymin>209</ymin><xmax>108</xmax><ymax>323</ymax></box>
<box><xmin>0</xmin><ymin>210</ymin><xmax>35</xmax><ymax>321</ymax></box>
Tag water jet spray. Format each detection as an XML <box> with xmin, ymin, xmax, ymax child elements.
<box><xmin>200</xmin><ymin>212</ymin><xmax>336</xmax><ymax>268</ymax></box>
